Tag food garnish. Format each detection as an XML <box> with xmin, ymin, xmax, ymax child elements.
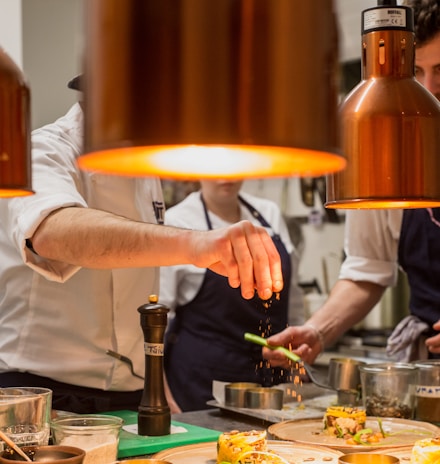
<box><xmin>324</xmin><ymin>406</ymin><xmax>367</xmax><ymax>439</ymax></box>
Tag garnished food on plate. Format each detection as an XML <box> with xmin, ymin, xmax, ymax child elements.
<box><xmin>324</xmin><ymin>406</ymin><xmax>386</xmax><ymax>445</ymax></box>
<box><xmin>217</xmin><ymin>430</ymin><xmax>288</xmax><ymax>464</ymax></box>
<box><xmin>411</xmin><ymin>437</ymin><xmax>440</xmax><ymax>464</ymax></box>
<box><xmin>324</xmin><ymin>407</ymin><xmax>367</xmax><ymax>437</ymax></box>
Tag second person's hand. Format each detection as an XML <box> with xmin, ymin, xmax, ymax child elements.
<box><xmin>263</xmin><ymin>324</ymin><xmax>323</xmax><ymax>367</ymax></box>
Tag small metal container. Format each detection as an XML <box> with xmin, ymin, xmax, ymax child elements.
<box><xmin>244</xmin><ymin>387</ymin><xmax>284</xmax><ymax>410</ymax></box>
<box><xmin>224</xmin><ymin>383</ymin><xmax>259</xmax><ymax>408</ymax></box>
<box><xmin>328</xmin><ymin>357</ymin><xmax>365</xmax><ymax>406</ymax></box>
<box><xmin>339</xmin><ymin>454</ymin><xmax>399</xmax><ymax>464</ymax></box>
<box><xmin>328</xmin><ymin>357</ymin><xmax>365</xmax><ymax>391</ymax></box>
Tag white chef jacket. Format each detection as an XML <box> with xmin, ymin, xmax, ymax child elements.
<box><xmin>159</xmin><ymin>191</ymin><xmax>305</xmax><ymax>326</ymax></box>
<box><xmin>339</xmin><ymin>209</ymin><xmax>403</xmax><ymax>287</ymax></box>
<box><xmin>0</xmin><ymin>103</ymin><xmax>164</xmax><ymax>391</ymax></box>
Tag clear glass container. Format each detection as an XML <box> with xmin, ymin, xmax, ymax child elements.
<box><xmin>51</xmin><ymin>415</ymin><xmax>123</xmax><ymax>464</ymax></box>
<box><xmin>359</xmin><ymin>362</ymin><xmax>418</xmax><ymax>419</ymax></box>
<box><xmin>413</xmin><ymin>360</ymin><xmax>440</xmax><ymax>424</ymax></box>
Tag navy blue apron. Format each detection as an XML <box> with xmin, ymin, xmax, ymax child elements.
<box><xmin>398</xmin><ymin>208</ymin><xmax>440</xmax><ymax>358</ymax></box>
<box><xmin>164</xmin><ymin>194</ymin><xmax>292</xmax><ymax>411</ymax></box>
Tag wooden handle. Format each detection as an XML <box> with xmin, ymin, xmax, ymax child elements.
<box><xmin>0</xmin><ymin>429</ymin><xmax>32</xmax><ymax>462</ymax></box>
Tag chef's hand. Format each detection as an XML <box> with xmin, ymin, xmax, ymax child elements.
<box><xmin>193</xmin><ymin>220</ymin><xmax>283</xmax><ymax>301</ymax></box>
<box><xmin>262</xmin><ymin>324</ymin><xmax>323</xmax><ymax>367</ymax></box>
<box><xmin>426</xmin><ymin>320</ymin><xmax>440</xmax><ymax>355</ymax></box>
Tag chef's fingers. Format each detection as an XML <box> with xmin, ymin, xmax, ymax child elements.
<box><xmin>229</xmin><ymin>221</ymin><xmax>283</xmax><ymax>300</ymax></box>
<box><xmin>426</xmin><ymin>331</ymin><xmax>440</xmax><ymax>354</ymax></box>
<box><xmin>202</xmin><ymin>220</ymin><xmax>282</xmax><ymax>300</ymax></box>
<box><xmin>256</xmin><ymin>224</ymin><xmax>284</xmax><ymax>297</ymax></box>
<box><xmin>262</xmin><ymin>347</ymin><xmax>292</xmax><ymax>368</ymax></box>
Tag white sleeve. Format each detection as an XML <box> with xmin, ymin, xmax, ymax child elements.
<box><xmin>0</xmin><ymin>105</ymin><xmax>87</xmax><ymax>282</ymax></box>
<box><xmin>339</xmin><ymin>209</ymin><xmax>402</xmax><ymax>287</ymax></box>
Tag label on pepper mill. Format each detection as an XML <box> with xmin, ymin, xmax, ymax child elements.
<box><xmin>144</xmin><ymin>342</ymin><xmax>164</xmax><ymax>356</ymax></box>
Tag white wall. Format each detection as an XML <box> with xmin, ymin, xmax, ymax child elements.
<box><xmin>22</xmin><ymin>0</ymin><xmax>83</xmax><ymax>129</ymax></box>
<box><xmin>0</xmin><ymin>0</ymin><xmax>83</xmax><ymax>129</ymax></box>
<box><xmin>0</xmin><ymin>0</ymin><xmax>23</xmax><ymax>65</ymax></box>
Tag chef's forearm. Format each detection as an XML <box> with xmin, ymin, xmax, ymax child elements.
<box><xmin>30</xmin><ymin>206</ymin><xmax>196</xmax><ymax>268</ymax></box>
<box><xmin>306</xmin><ymin>279</ymin><xmax>386</xmax><ymax>348</ymax></box>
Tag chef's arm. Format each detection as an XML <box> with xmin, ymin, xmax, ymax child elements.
<box><xmin>264</xmin><ymin>279</ymin><xmax>386</xmax><ymax>365</ymax></box>
<box><xmin>30</xmin><ymin>206</ymin><xmax>283</xmax><ymax>300</ymax></box>
<box><xmin>306</xmin><ymin>279</ymin><xmax>386</xmax><ymax>348</ymax></box>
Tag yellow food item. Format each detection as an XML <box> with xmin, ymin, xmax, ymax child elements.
<box><xmin>217</xmin><ymin>430</ymin><xmax>267</xmax><ymax>464</ymax></box>
<box><xmin>323</xmin><ymin>406</ymin><xmax>367</xmax><ymax>438</ymax></box>
<box><xmin>411</xmin><ymin>437</ymin><xmax>440</xmax><ymax>464</ymax></box>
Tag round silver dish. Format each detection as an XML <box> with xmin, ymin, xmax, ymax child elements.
<box><xmin>244</xmin><ymin>387</ymin><xmax>284</xmax><ymax>410</ymax></box>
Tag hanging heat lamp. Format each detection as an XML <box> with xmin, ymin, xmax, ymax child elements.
<box><xmin>0</xmin><ymin>47</ymin><xmax>33</xmax><ymax>197</ymax></box>
<box><xmin>326</xmin><ymin>0</ymin><xmax>440</xmax><ymax>209</ymax></box>
<box><xmin>78</xmin><ymin>0</ymin><xmax>346</xmax><ymax>179</ymax></box>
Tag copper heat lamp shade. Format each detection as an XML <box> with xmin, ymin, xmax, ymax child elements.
<box><xmin>326</xmin><ymin>2</ymin><xmax>440</xmax><ymax>209</ymax></box>
<box><xmin>79</xmin><ymin>0</ymin><xmax>346</xmax><ymax>179</ymax></box>
<box><xmin>0</xmin><ymin>47</ymin><xmax>33</xmax><ymax>197</ymax></box>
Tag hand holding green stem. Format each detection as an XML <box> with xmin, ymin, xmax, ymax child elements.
<box><xmin>244</xmin><ymin>332</ymin><xmax>301</xmax><ymax>362</ymax></box>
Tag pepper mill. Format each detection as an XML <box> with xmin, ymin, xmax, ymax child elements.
<box><xmin>137</xmin><ymin>294</ymin><xmax>171</xmax><ymax>436</ymax></box>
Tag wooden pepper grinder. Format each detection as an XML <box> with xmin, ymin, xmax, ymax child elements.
<box><xmin>137</xmin><ymin>294</ymin><xmax>171</xmax><ymax>436</ymax></box>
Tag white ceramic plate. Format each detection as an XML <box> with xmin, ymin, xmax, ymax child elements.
<box><xmin>268</xmin><ymin>418</ymin><xmax>440</xmax><ymax>452</ymax></box>
<box><xmin>154</xmin><ymin>440</ymin><xmax>343</xmax><ymax>464</ymax></box>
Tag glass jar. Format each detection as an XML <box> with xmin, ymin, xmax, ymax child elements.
<box><xmin>51</xmin><ymin>414</ymin><xmax>123</xmax><ymax>464</ymax></box>
<box><xmin>359</xmin><ymin>362</ymin><xmax>418</xmax><ymax>419</ymax></box>
<box><xmin>413</xmin><ymin>360</ymin><xmax>440</xmax><ymax>424</ymax></box>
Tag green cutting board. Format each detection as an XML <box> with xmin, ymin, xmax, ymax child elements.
<box><xmin>106</xmin><ymin>410</ymin><xmax>221</xmax><ymax>457</ymax></box>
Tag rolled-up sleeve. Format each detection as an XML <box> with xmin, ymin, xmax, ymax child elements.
<box><xmin>1</xmin><ymin>104</ymin><xmax>88</xmax><ymax>282</ymax></box>
<box><xmin>339</xmin><ymin>209</ymin><xmax>403</xmax><ymax>287</ymax></box>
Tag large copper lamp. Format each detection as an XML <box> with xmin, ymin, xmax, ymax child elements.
<box><xmin>78</xmin><ymin>0</ymin><xmax>346</xmax><ymax>179</ymax></box>
<box><xmin>326</xmin><ymin>0</ymin><xmax>440</xmax><ymax>209</ymax></box>
<box><xmin>0</xmin><ymin>47</ymin><xmax>33</xmax><ymax>197</ymax></box>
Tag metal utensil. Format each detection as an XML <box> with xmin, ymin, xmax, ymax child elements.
<box><xmin>244</xmin><ymin>333</ymin><xmax>333</xmax><ymax>390</ymax></box>
<box><xmin>0</xmin><ymin>429</ymin><xmax>32</xmax><ymax>462</ymax></box>
<box><xmin>106</xmin><ymin>350</ymin><xmax>144</xmax><ymax>380</ymax></box>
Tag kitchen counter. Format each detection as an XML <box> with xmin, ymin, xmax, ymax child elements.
<box><xmin>172</xmin><ymin>406</ymin><xmax>269</xmax><ymax>432</ymax></box>
<box><xmin>120</xmin><ymin>407</ymin><xmax>270</xmax><ymax>459</ymax></box>
<box><xmin>126</xmin><ymin>383</ymin><xmax>333</xmax><ymax>458</ymax></box>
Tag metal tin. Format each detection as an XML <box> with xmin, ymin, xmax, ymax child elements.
<box><xmin>224</xmin><ymin>383</ymin><xmax>259</xmax><ymax>408</ymax></box>
<box><xmin>339</xmin><ymin>453</ymin><xmax>399</xmax><ymax>464</ymax></box>
<box><xmin>244</xmin><ymin>387</ymin><xmax>284</xmax><ymax>410</ymax></box>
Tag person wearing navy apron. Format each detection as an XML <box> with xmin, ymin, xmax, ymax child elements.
<box><xmin>394</xmin><ymin>208</ymin><xmax>440</xmax><ymax>359</ymax></box>
<box><xmin>160</xmin><ymin>181</ymin><xmax>303</xmax><ymax>412</ymax></box>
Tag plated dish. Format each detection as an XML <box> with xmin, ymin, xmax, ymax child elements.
<box><xmin>154</xmin><ymin>440</ymin><xmax>343</xmax><ymax>464</ymax></box>
<box><xmin>268</xmin><ymin>418</ymin><xmax>440</xmax><ymax>452</ymax></box>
